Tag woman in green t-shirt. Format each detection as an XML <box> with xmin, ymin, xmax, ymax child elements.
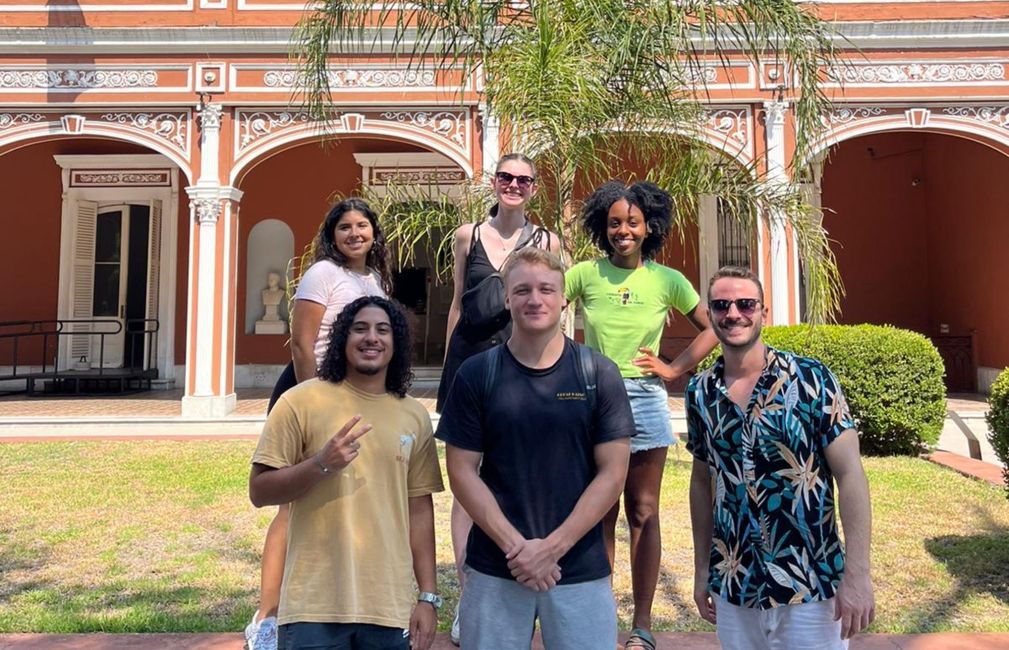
<box><xmin>565</xmin><ymin>180</ymin><xmax>718</xmax><ymax>650</ymax></box>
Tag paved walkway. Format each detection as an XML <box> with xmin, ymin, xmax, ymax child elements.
<box><xmin>4</xmin><ymin>632</ymin><xmax>1009</xmax><ymax>649</ymax></box>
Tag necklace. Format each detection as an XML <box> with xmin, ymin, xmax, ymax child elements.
<box><xmin>491</xmin><ymin>217</ymin><xmax>528</xmax><ymax>252</ymax></box>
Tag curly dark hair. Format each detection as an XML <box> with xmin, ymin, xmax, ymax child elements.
<box><xmin>311</xmin><ymin>198</ymin><xmax>393</xmax><ymax>294</ymax></box>
<box><xmin>318</xmin><ymin>296</ymin><xmax>414</xmax><ymax>398</ymax></box>
<box><xmin>580</xmin><ymin>180</ymin><xmax>673</xmax><ymax>261</ymax></box>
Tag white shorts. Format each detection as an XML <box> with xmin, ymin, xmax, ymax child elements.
<box><xmin>716</xmin><ymin>597</ymin><xmax>848</xmax><ymax>650</ymax></box>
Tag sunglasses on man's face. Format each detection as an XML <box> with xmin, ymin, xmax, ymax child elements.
<box><xmin>495</xmin><ymin>171</ymin><xmax>535</xmax><ymax>189</ymax></box>
<box><xmin>709</xmin><ymin>298</ymin><xmax>762</xmax><ymax>316</ymax></box>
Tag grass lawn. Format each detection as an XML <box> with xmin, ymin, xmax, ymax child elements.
<box><xmin>1</xmin><ymin>441</ymin><xmax>1007</xmax><ymax>633</ymax></box>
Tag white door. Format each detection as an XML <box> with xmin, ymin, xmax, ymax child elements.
<box><xmin>91</xmin><ymin>205</ymin><xmax>130</xmax><ymax>367</ymax></box>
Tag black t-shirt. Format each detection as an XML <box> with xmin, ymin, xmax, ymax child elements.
<box><xmin>435</xmin><ymin>338</ymin><xmax>635</xmax><ymax>585</ymax></box>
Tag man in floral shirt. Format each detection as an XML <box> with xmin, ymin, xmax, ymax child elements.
<box><xmin>686</xmin><ymin>266</ymin><xmax>874</xmax><ymax>649</ymax></box>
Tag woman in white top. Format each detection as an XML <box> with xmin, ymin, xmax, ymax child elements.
<box><xmin>246</xmin><ymin>197</ymin><xmax>392</xmax><ymax>650</ymax></box>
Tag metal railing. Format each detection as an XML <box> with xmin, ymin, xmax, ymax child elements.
<box><xmin>0</xmin><ymin>318</ymin><xmax>159</xmax><ymax>394</ymax></box>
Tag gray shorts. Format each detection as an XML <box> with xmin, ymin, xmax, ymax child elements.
<box><xmin>459</xmin><ymin>566</ymin><xmax>616</xmax><ymax>650</ymax></box>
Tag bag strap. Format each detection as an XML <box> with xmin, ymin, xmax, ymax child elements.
<box><xmin>575</xmin><ymin>343</ymin><xmax>598</xmax><ymax>415</ymax></box>
<box><xmin>466</xmin><ymin>222</ymin><xmax>483</xmax><ymax>260</ymax></box>
<box><xmin>482</xmin><ymin>344</ymin><xmax>505</xmax><ymax>405</ymax></box>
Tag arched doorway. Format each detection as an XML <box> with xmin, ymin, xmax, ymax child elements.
<box><xmin>233</xmin><ymin>137</ymin><xmax>469</xmax><ymax>384</ymax></box>
<box><xmin>820</xmin><ymin>130</ymin><xmax>1009</xmax><ymax>392</ymax></box>
<box><xmin>0</xmin><ymin>136</ymin><xmax>189</xmax><ymax>391</ymax></box>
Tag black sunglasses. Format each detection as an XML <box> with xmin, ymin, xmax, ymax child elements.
<box><xmin>495</xmin><ymin>171</ymin><xmax>535</xmax><ymax>189</ymax></box>
<box><xmin>709</xmin><ymin>298</ymin><xmax>762</xmax><ymax>316</ymax></box>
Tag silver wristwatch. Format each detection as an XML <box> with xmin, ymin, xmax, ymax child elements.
<box><xmin>417</xmin><ymin>591</ymin><xmax>443</xmax><ymax>610</ymax></box>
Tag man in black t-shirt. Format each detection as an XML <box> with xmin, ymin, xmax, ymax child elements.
<box><xmin>436</xmin><ymin>247</ymin><xmax>634</xmax><ymax>650</ymax></box>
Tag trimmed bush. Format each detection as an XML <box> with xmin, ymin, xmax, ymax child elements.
<box><xmin>985</xmin><ymin>367</ymin><xmax>1009</xmax><ymax>498</ymax></box>
<box><xmin>697</xmin><ymin>324</ymin><xmax>946</xmax><ymax>456</ymax></box>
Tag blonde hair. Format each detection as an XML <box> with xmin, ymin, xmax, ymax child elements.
<box><xmin>502</xmin><ymin>247</ymin><xmax>566</xmax><ymax>288</ymax></box>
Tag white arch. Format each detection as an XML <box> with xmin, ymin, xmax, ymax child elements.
<box><xmin>231</xmin><ymin>120</ymin><xmax>474</xmax><ymax>185</ymax></box>
<box><xmin>806</xmin><ymin>113</ymin><xmax>1009</xmax><ymax>166</ymax></box>
<box><xmin>0</xmin><ymin>122</ymin><xmax>193</xmax><ymax>182</ymax></box>
<box><xmin>519</xmin><ymin>121</ymin><xmax>755</xmax><ymax>172</ymax></box>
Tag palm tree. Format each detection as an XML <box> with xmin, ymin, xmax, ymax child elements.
<box><xmin>295</xmin><ymin>0</ymin><xmax>843</xmax><ymax>322</ymax></box>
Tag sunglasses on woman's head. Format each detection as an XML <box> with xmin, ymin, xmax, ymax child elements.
<box><xmin>709</xmin><ymin>298</ymin><xmax>762</xmax><ymax>316</ymax></box>
<box><xmin>495</xmin><ymin>171</ymin><xmax>535</xmax><ymax>189</ymax></box>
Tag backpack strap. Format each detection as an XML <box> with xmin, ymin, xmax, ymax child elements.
<box><xmin>575</xmin><ymin>343</ymin><xmax>598</xmax><ymax>415</ymax></box>
<box><xmin>482</xmin><ymin>344</ymin><xmax>504</xmax><ymax>404</ymax></box>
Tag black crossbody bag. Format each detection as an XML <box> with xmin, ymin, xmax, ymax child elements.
<box><xmin>460</xmin><ymin>222</ymin><xmax>546</xmax><ymax>341</ymax></box>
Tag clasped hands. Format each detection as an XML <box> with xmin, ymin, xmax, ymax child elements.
<box><xmin>505</xmin><ymin>538</ymin><xmax>562</xmax><ymax>592</ymax></box>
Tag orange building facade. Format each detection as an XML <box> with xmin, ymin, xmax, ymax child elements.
<box><xmin>1</xmin><ymin>2</ymin><xmax>1007</xmax><ymax>415</ymax></box>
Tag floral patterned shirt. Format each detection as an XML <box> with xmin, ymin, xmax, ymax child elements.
<box><xmin>685</xmin><ymin>346</ymin><xmax>856</xmax><ymax>609</ymax></box>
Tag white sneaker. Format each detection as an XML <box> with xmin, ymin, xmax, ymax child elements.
<box><xmin>244</xmin><ymin>610</ymin><xmax>278</xmax><ymax>650</ymax></box>
<box><xmin>450</xmin><ymin>603</ymin><xmax>461</xmax><ymax>646</ymax></box>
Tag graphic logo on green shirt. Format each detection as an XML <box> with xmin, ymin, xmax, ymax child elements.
<box><xmin>608</xmin><ymin>286</ymin><xmax>642</xmax><ymax>306</ymax></box>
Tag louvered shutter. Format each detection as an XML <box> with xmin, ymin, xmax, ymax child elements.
<box><xmin>68</xmin><ymin>200</ymin><xmax>98</xmax><ymax>365</ymax></box>
<box><xmin>144</xmin><ymin>200</ymin><xmax>162</xmax><ymax>368</ymax></box>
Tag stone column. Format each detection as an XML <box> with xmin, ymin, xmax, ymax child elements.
<box><xmin>480</xmin><ymin>105</ymin><xmax>501</xmax><ymax>179</ymax></box>
<box><xmin>763</xmin><ymin>99</ymin><xmax>794</xmax><ymax>325</ymax></box>
<box><xmin>181</xmin><ymin>103</ymin><xmax>244</xmax><ymax>417</ymax></box>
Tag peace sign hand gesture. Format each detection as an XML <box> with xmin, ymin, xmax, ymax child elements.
<box><xmin>314</xmin><ymin>414</ymin><xmax>372</xmax><ymax>474</ymax></box>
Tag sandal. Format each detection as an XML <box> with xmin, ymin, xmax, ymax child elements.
<box><xmin>624</xmin><ymin>627</ymin><xmax>657</xmax><ymax>650</ymax></box>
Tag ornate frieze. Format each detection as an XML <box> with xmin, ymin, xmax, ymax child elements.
<box><xmin>262</xmin><ymin>68</ymin><xmax>436</xmax><ymax>89</ymax></box>
<box><xmin>0</xmin><ymin>68</ymin><xmax>159</xmax><ymax>90</ymax></box>
<box><xmin>942</xmin><ymin>105</ymin><xmax>1009</xmax><ymax>130</ymax></box>
<box><xmin>370</xmin><ymin>168</ymin><xmax>467</xmax><ymax>185</ymax></box>
<box><xmin>70</xmin><ymin>170</ymin><xmax>172</xmax><ymax>187</ymax></box>
<box><xmin>379</xmin><ymin>110</ymin><xmax>468</xmax><ymax>146</ymax></box>
<box><xmin>705</xmin><ymin>108</ymin><xmax>749</xmax><ymax>147</ymax></box>
<box><xmin>98</xmin><ymin>111</ymin><xmax>189</xmax><ymax>152</ymax></box>
<box><xmin>0</xmin><ymin>112</ymin><xmax>45</xmax><ymax>132</ymax></box>
<box><xmin>238</xmin><ymin>110</ymin><xmax>311</xmax><ymax>149</ymax></box>
<box><xmin>824</xmin><ymin>106</ymin><xmax>886</xmax><ymax>125</ymax></box>
<box><xmin>827</xmin><ymin>62</ymin><xmax>1005</xmax><ymax>85</ymax></box>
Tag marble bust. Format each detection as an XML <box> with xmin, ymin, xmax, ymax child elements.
<box><xmin>255</xmin><ymin>271</ymin><xmax>288</xmax><ymax>335</ymax></box>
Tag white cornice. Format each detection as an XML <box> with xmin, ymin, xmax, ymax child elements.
<box><xmin>3</xmin><ymin>20</ymin><xmax>1009</xmax><ymax>55</ymax></box>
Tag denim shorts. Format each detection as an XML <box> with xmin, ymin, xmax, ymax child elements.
<box><xmin>624</xmin><ymin>376</ymin><xmax>675</xmax><ymax>454</ymax></box>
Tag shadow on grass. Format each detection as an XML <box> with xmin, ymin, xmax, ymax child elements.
<box><xmin>918</xmin><ymin>514</ymin><xmax>1009</xmax><ymax>631</ymax></box>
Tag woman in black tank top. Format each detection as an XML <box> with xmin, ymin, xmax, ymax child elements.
<box><xmin>437</xmin><ymin>153</ymin><xmax>560</xmax><ymax>644</ymax></box>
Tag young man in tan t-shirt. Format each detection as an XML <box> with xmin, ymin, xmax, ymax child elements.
<box><xmin>250</xmin><ymin>296</ymin><xmax>444</xmax><ymax>650</ymax></box>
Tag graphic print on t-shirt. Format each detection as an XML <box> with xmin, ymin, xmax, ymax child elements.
<box><xmin>608</xmin><ymin>285</ymin><xmax>642</xmax><ymax>307</ymax></box>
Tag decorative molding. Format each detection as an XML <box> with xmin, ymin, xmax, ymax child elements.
<box><xmin>0</xmin><ymin>112</ymin><xmax>45</xmax><ymax>132</ymax></box>
<box><xmin>239</xmin><ymin>110</ymin><xmax>311</xmax><ymax>149</ymax></box>
<box><xmin>262</xmin><ymin>67</ymin><xmax>436</xmax><ymax>89</ymax></box>
<box><xmin>705</xmin><ymin>108</ymin><xmax>749</xmax><ymax>146</ymax></box>
<box><xmin>194</xmin><ymin>198</ymin><xmax>222</xmax><ymax>224</ymax></box>
<box><xmin>98</xmin><ymin>111</ymin><xmax>189</xmax><ymax>152</ymax></box>
<box><xmin>379</xmin><ymin>110</ymin><xmax>467</xmax><ymax>146</ymax></box>
<box><xmin>824</xmin><ymin>106</ymin><xmax>886</xmax><ymax>125</ymax></box>
<box><xmin>905</xmin><ymin>108</ymin><xmax>931</xmax><ymax>128</ymax></box>
<box><xmin>370</xmin><ymin>168</ymin><xmax>467</xmax><ymax>185</ymax></box>
<box><xmin>0</xmin><ymin>68</ymin><xmax>157</xmax><ymax>90</ymax></box>
<box><xmin>4</xmin><ymin>0</ymin><xmax>193</xmax><ymax>12</ymax></box>
<box><xmin>70</xmin><ymin>170</ymin><xmax>172</xmax><ymax>187</ymax></box>
<box><xmin>684</xmin><ymin>65</ymin><xmax>718</xmax><ymax>84</ymax></box>
<box><xmin>197</xmin><ymin>103</ymin><xmax>223</xmax><ymax>131</ymax></box>
<box><xmin>60</xmin><ymin>114</ymin><xmax>86</xmax><ymax>134</ymax></box>
<box><xmin>942</xmin><ymin>105</ymin><xmax>1009</xmax><ymax>130</ymax></box>
<box><xmin>827</xmin><ymin>62</ymin><xmax>1005</xmax><ymax>85</ymax></box>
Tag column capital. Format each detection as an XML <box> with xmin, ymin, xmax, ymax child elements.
<box><xmin>762</xmin><ymin>99</ymin><xmax>790</xmax><ymax>127</ymax></box>
<box><xmin>197</xmin><ymin>102</ymin><xmax>224</xmax><ymax>131</ymax></box>
<box><xmin>185</xmin><ymin>185</ymin><xmax>243</xmax><ymax>224</ymax></box>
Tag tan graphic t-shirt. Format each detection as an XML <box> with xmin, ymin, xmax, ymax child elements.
<box><xmin>252</xmin><ymin>379</ymin><xmax>444</xmax><ymax>628</ymax></box>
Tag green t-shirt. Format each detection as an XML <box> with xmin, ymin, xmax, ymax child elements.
<box><xmin>565</xmin><ymin>259</ymin><xmax>700</xmax><ymax>378</ymax></box>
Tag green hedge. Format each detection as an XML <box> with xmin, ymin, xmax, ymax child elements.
<box><xmin>985</xmin><ymin>368</ymin><xmax>1009</xmax><ymax>498</ymax></box>
<box><xmin>697</xmin><ymin>324</ymin><xmax>946</xmax><ymax>456</ymax></box>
